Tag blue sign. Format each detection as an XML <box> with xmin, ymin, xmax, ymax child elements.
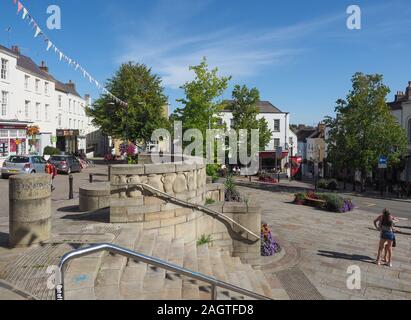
<box><xmin>379</xmin><ymin>156</ymin><xmax>387</xmax><ymax>169</ymax></box>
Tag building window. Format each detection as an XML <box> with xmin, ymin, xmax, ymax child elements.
<box><xmin>35</xmin><ymin>79</ymin><xmax>40</xmax><ymax>92</ymax></box>
<box><xmin>24</xmin><ymin>75</ymin><xmax>30</xmax><ymax>90</ymax></box>
<box><xmin>25</xmin><ymin>101</ymin><xmax>30</xmax><ymax>118</ymax></box>
<box><xmin>274</xmin><ymin>120</ymin><xmax>280</xmax><ymax>132</ymax></box>
<box><xmin>69</xmin><ymin>99</ymin><xmax>72</xmax><ymax>113</ymax></box>
<box><xmin>45</xmin><ymin>82</ymin><xmax>49</xmax><ymax>95</ymax></box>
<box><xmin>35</xmin><ymin>103</ymin><xmax>40</xmax><ymax>120</ymax></box>
<box><xmin>69</xmin><ymin>118</ymin><xmax>71</xmax><ymax>128</ymax></box>
<box><xmin>1</xmin><ymin>91</ymin><xmax>8</xmax><ymax>116</ymax></box>
<box><xmin>58</xmin><ymin>95</ymin><xmax>62</xmax><ymax>109</ymax></box>
<box><xmin>58</xmin><ymin>114</ymin><xmax>62</xmax><ymax>127</ymax></box>
<box><xmin>1</xmin><ymin>59</ymin><xmax>8</xmax><ymax>80</ymax></box>
<box><xmin>45</xmin><ymin>104</ymin><xmax>49</xmax><ymax>121</ymax></box>
<box><xmin>274</xmin><ymin>139</ymin><xmax>280</xmax><ymax>148</ymax></box>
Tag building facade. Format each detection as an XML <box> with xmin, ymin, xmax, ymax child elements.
<box><xmin>0</xmin><ymin>44</ymin><xmax>98</xmax><ymax>165</ymax></box>
<box><xmin>220</xmin><ymin>100</ymin><xmax>298</xmax><ymax>173</ymax></box>
<box><xmin>388</xmin><ymin>81</ymin><xmax>411</xmax><ymax>183</ymax></box>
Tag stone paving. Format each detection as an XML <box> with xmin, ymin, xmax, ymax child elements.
<box><xmin>0</xmin><ymin>165</ymin><xmax>410</xmax><ymax>300</ymax></box>
<box><xmin>239</xmin><ymin>186</ymin><xmax>411</xmax><ymax>300</ymax></box>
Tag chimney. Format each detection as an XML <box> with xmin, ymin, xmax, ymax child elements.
<box><xmin>39</xmin><ymin>61</ymin><xmax>49</xmax><ymax>73</ymax></box>
<box><xmin>395</xmin><ymin>91</ymin><xmax>404</xmax><ymax>102</ymax></box>
<box><xmin>11</xmin><ymin>45</ymin><xmax>20</xmax><ymax>55</ymax></box>
<box><xmin>407</xmin><ymin>81</ymin><xmax>411</xmax><ymax>99</ymax></box>
<box><xmin>66</xmin><ymin>80</ymin><xmax>76</xmax><ymax>91</ymax></box>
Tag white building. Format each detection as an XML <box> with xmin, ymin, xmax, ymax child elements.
<box><xmin>220</xmin><ymin>100</ymin><xmax>298</xmax><ymax>172</ymax></box>
<box><xmin>0</xmin><ymin>44</ymin><xmax>98</xmax><ymax>164</ymax></box>
<box><xmin>388</xmin><ymin>82</ymin><xmax>411</xmax><ymax>183</ymax></box>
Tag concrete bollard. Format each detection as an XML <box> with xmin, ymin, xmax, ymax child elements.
<box><xmin>9</xmin><ymin>174</ymin><xmax>52</xmax><ymax>248</ymax></box>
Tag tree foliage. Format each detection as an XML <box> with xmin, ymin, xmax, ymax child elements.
<box><xmin>229</xmin><ymin>85</ymin><xmax>272</xmax><ymax>152</ymax></box>
<box><xmin>325</xmin><ymin>73</ymin><xmax>408</xmax><ymax>182</ymax></box>
<box><xmin>87</xmin><ymin>62</ymin><xmax>170</xmax><ymax>144</ymax></box>
<box><xmin>172</xmin><ymin>58</ymin><xmax>231</xmax><ymax>150</ymax></box>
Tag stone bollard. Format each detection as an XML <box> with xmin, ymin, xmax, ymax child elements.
<box><xmin>9</xmin><ymin>174</ymin><xmax>52</xmax><ymax>248</ymax></box>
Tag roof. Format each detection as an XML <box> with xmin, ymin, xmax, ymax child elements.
<box><xmin>0</xmin><ymin>44</ymin><xmax>81</xmax><ymax>98</ymax></box>
<box><xmin>223</xmin><ymin>100</ymin><xmax>283</xmax><ymax>113</ymax></box>
<box><xmin>296</xmin><ymin>129</ymin><xmax>317</xmax><ymax>142</ymax></box>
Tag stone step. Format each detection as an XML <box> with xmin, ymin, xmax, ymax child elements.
<box><xmin>95</xmin><ymin>224</ymin><xmax>142</xmax><ymax>300</ymax></box>
<box><xmin>182</xmin><ymin>241</ymin><xmax>200</xmax><ymax>300</ymax></box>
<box><xmin>120</xmin><ymin>229</ymin><xmax>158</xmax><ymax>299</ymax></box>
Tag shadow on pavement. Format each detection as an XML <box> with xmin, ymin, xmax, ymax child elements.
<box><xmin>60</xmin><ymin>208</ymin><xmax>109</xmax><ymax>223</ymax></box>
<box><xmin>57</xmin><ymin>205</ymin><xmax>83</xmax><ymax>213</ymax></box>
<box><xmin>0</xmin><ymin>232</ymin><xmax>9</xmax><ymax>249</ymax></box>
<box><xmin>317</xmin><ymin>250</ymin><xmax>375</xmax><ymax>264</ymax></box>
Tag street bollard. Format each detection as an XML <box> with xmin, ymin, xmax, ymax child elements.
<box><xmin>69</xmin><ymin>174</ymin><xmax>74</xmax><ymax>200</ymax></box>
<box><xmin>89</xmin><ymin>173</ymin><xmax>94</xmax><ymax>184</ymax></box>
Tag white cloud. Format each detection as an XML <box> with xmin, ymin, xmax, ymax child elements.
<box><xmin>116</xmin><ymin>1</ymin><xmax>342</xmax><ymax>89</ymax></box>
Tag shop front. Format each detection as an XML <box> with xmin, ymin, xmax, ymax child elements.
<box><xmin>0</xmin><ymin>121</ymin><xmax>30</xmax><ymax>166</ymax></box>
<box><xmin>56</xmin><ymin>129</ymin><xmax>80</xmax><ymax>154</ymax></box>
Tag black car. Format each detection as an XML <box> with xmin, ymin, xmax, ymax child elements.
<box><xmin>50</xmin><ymin>155</ymin><xmax>82</xmax><ymax>174</ymax></box>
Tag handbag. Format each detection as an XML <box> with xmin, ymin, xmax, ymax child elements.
<box><xmin>393</xmin><ymin>235</ymin><xmax>397</xmax><ymax>248</ymax></box>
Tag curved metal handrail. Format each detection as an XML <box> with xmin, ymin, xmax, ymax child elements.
<box><xmin>55</xmin><ymin>243</ymin><xmax>271</xmax><ymax>301</ymax></box>
<box><xmin>112</xmin><ymin>182</ymin><xmax>260</xmax><ymax>241</ymax></box>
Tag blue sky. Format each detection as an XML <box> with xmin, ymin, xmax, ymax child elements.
<box><xmin>1</xmin><ymin>0</ymin><xmax>411</xmax><ymax>125</ymax></box>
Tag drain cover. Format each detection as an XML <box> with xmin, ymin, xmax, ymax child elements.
<box><xmin>276</xmin><ymin>267</ymin><xmax>324</xmax><ymax>300</ymax></box>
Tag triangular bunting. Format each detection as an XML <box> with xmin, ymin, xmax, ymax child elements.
<box><xmin>17</xmin><ymin>2</ymin><xmax>23</xmax><ymax>14</ymax></box>
<box><xmin>22</xmin><ymin>8</ymin><xmax>28</xmax><ymax>19</ymax></box>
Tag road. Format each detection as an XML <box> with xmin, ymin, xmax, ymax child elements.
<box><xmin>0</xmin><ymin>165</ymin><xmax>109</xmax><ymax>218</ymax></box>
<box><xmin>345</xmin><ymin>194</ymin><xmax>411</xmax><ymax>220</ymax></box>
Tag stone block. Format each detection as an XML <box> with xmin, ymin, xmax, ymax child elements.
<box><xmin>110</xmin><ymin>198</ymin><xmax>144</xmax><ymax>207</ymax></box>
<box><xmin>144</xmin><ymin>164</ymin><xmax>176</xmax><ymax>175</ymax></box>
<box><xmin>175</xmin><ymin>221</ymin><xmax>196</xmax><ymax>243</ymax></box>
<box><xmin>126</xmin><ymin>209</ymin><xmax>145</xmax><ymax>222</ymax></box>
<box><xmin>175</xmin><ymin>208</ymin><xmax>192</xmax><ymax>217</ymax></box>
<box><xmin>161</xmin><ymin>203</ymin><xmax>181</xmax><ymax>211</ymax></box>
<box><xmin>175</xmin><ymin>163</ymin><xmax>196</xmax><ymax>172</ymax></box>
<box><xmin>144</xmin><ymin>210</ymin><xmax>175</xmax><ymax>222</ymax></box>
<box><xmin>161</xmin><ymin>216</ymin><xmax>187</xmax><ymax>228</ymax></box>
<box><xmin>143</xmin><ymin>220</ymin><xmax>161</xmax><ymax>230</ymax></box>
<box><xmin>144</xmin><ymin>196</ymin><xmax>166</xmax><ymax>206</ymax></box>
<box><xmin>110</xmin><ymin>165</ymin><xmax>144</xmax><ymax>176</ymax></box>
<box><xmin>223</xmin><ymin>203</ymin><xmax>248</xmax><ymax>214</ymax></box>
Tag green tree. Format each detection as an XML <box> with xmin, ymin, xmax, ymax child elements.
<box><xmin>229</xmin><ymin>85</ymin><xmax>272</xmax><ymax>155</ymax></box>
<box><xmin>325</xmin><ymin>73</ymin><xmax>408</xmax><ymax>191</ymax></box>
<box><xmin>87</xmin><ymin>62</ymin><xmax>170</xmax><ymax>145</ymax></box>
<box><xmin>173</xmin><ymin>58</ymin><xmax>231</xmax><ymax>154</ymax></box>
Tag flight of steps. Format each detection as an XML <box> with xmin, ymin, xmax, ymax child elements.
<box><xmin>64</xmin><ymin>225</ymin><xmax>279</xmax><ymax>300</ymax></box>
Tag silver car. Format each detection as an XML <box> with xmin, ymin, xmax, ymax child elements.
<box><xmin>1</xmin><ymin>155</ymin><xmax>47</xmax><ymax>179</ymax></box>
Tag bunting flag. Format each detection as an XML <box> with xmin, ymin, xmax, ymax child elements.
<box><xmin>11</xmin><ymin>0</ymin><xmax>128</xmax><ymax>107</ymax></box>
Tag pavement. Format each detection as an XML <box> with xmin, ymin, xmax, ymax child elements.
<box><xmin>0</xmin><ymin>167</ymin><xmax>410</xmax><ymax>300</ymax></box>
<box><xmin>238</xmin><ymin>186</ymin><xmax>411</xmax><ymax>300</ymax></box>
<box><xmin>235</xmin><ymin>177</ymin><xmax>411</xmax><ymax>220</ymax></box>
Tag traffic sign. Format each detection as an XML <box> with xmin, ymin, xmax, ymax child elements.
<box><xmin>378</xmin><ymin>156</ymin><xmax>387</xmax><ymax>169</ymax></box>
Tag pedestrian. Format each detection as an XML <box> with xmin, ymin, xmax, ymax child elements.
<box><xmin>45</xmin><ymin>160</ymin><xmax>57</xmax><ymax>191</ymax></box>
<box><xmin>374</xmin><ymin>209</ymin><xmax>397</xmax><ymax>267</ymax></box>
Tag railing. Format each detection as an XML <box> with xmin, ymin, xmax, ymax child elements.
<box><xmin>55</xmin><ymin>243</ymin><xmax>272</xmax><ymax>301</ymax></box>
<box><xmin>112</xmin><ymin>182</ymin><xmax>260</xmax><ymax>242</ymax></box>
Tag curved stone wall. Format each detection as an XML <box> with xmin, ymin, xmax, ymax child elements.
<box><xmin>110</xmin><ymin>163</ymin><xmax>207</xmax><ymax>224</ymax></box>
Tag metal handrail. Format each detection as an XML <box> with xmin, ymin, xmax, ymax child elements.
<box><xmin>112</xmin><ymin>182</ymin><xmax>260</xmax><ymax>241</ymax></box>
<box><xmin>55</xmin><ymin>243</ymin><xmax>271</xmax><ymax>301</ymax></box>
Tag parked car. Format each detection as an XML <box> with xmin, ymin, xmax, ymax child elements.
<box><xmin>49</xmin><ymin>155</ymin><xmax>82</xmax><ymax>174</ymax></box>
<box><xmin>1</xmin><ymin>155</ymin><xmax>47</xmax><ymax>179</ymax></box>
